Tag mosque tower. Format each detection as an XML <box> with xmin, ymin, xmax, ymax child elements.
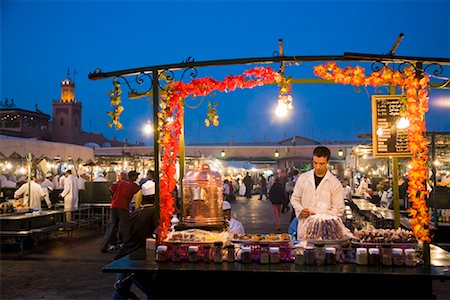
<box><xmin>52</xmin><ymin>69</ymin><xmax>82</xmax><ymax>144</ymax></box>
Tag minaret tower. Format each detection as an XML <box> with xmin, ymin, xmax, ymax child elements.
<box><xmin>52</xmin><ymin>69</ymin><xmax>82</xmax><ymax>144</ymax></box>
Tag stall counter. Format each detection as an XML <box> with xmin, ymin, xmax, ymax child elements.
<box><xmin>103</xmin><ymin>244</ymin><xmax>450</xmax><ymax>299</ymax></box>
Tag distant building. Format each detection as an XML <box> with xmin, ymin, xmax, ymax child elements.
<box><xmin>0</xmin><ymin>71</ymin><xmax>141</xmax><ymax>148</ymax></box>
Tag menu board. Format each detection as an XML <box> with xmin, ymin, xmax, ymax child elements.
<box><xmin>371</xmin><ymin>95</ymin><xmax>412</xmax><ymax>157</ymax></box>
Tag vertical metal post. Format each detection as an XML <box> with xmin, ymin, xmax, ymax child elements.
<box><xmin>392</xmin><ymin>157</ymin><xmax>400</xmax><ymax>228</ymax></box>
<box><xmin>152</xmin><ymin>70</ymin><xmax>160</xmax><ymax>221</ymax></box>
<box><xmin>179</xmin><ymin>99</ymin><xmax>185</xmax><ymax>210</ymax></box>
<box><xmin>431</xmin><ymin>133</ymin><xmax>437</xmax><ymax>225</ymax></box>
<box><xmin>389</xmin><ymin>85</ymin><xmax>400</xmax><ymax>228</ymax></box>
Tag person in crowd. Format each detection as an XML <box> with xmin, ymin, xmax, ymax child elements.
<box><xmin>438</xmin><ymin>173</ymin><xmax>450</xmax><ymax>187</ymax></box>
<box><xmin>14</xmin><ymin>176</ymin><xmax>50</xmax><ymax>210</ymax></box>
<box><xmin>52</xmin><ymin>172</ymin><xmax>61</xmax><ymax>189</ymax></box>
<box><xmin>290</xmin><ymin>146</ymin><xmax>345</xmax><ymax>236</ymax></box>
<box><xmin>101</xmin><ymin>170</ymin><xmax>141</xmax><ymax>253</ymax></box>
<box><xmin>58</xmin><ymin>171</ymin><xmax>66</xmax><ymax>189</ymax></box>
<box><xmin>94</xmin><ymin>173</ymin><xmax>108</xmax><ymax>182</ymax></box>
<box><xmin>59</xmin><ymin>169</ymin><xmax>79</xmax><ymax>221</ymax></box>
<box><xmin>258</xmin><ymin>174</ymin><xmax>268</xmax><ymax>200</ymax></box>
<box><xmin>134</xmin><ymin>172</ymin><xmax>155</xmax><ymax>209</ymax></box>
<box><xmin>342</xmin><ymin>179</ymin><xmax>352</xmax><ymax>201</ymax></box>
<box><xmin>138</xmin><ymin>169</ymin><xmax>154</xmax><ymax>185</ymax></box>
<box><xmin>77</xmin><ymin>171</ymin><xmax>87</xmax><ymax>191</ymax></box>
<box><xmin>277</xmin><ymin>169</ymin><xmax>290</xmax><ymax>213</ymax></box>
<box><xmin>222</xmin><ymin>200</ymin><xmax>245</xmax><ymax>234</ymax></box>
<box><xmin>39</xmin><ymin>173</ymin><xmax>54</xmax><ymax>209</ymax></box>
<box><xmin>238</xmin><ymin>177</ymin><xmax>246</xmax><ymax>197</ymax></box>
<box><xmin>243</xmin><ymin>172</ymin><xmax>253</xmax><ymax>199</ymax></box>
<box><xmin>41</xmin><ymin>173</ymin><xmax>55</xmax><ymax>191</ymax></box>
<box><xmin>112</xmin><ymin>178</ymin><xmax>157</xmax><ymax>299</ymax></box>
<box><xmin>223</xmin><ymin>179</ymin><xmax>235</xmax><ymax>202</ymax></box>
<box><xmin>268</xmin><ymin>176</ymin><xmax>285</xmax><ymax>231</ymax></box>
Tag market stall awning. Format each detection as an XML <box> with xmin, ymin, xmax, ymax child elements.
<box><xmin>0</xmin><ymin>135</ymin><xmax>95</xmax><ymax>162</ymax></box>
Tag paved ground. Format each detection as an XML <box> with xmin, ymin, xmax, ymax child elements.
<box><xmin>1</xmin><ymin>195</ymin><xmax>449</xmax><ymax>299</ymax></box>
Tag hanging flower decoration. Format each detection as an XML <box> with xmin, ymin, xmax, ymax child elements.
<box><xmin>205</xmin><ymin>101</ymin><xmax>219</xmax><ymax>127</ymax></box>
<box><xmin>156</xmin><ymin>66</ymin><xmax>281</xmax><ymax>241</ymax></box>
<box><xmin>314</xmin><ymin>62</ymin><xmax>431</xmax><ymax>243</ymax></box>
<box><xmin>106</xmin><ymin>81</ymin><xmax>124</xmax><ymax>129</ymax></box>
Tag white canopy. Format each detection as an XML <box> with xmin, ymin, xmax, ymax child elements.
<box><xmin>0</xmin><ymin>135</ymin><xmax>94</xmax><ymax>162</ymax></box>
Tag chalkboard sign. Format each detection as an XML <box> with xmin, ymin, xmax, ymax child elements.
<box><xmin>371</xmin><ymin>95</ymin><xmax>412</xmax><ymax>157</ymax></box>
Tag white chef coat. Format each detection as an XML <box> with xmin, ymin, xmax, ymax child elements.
<box><xmin>60</xmin><ymin>174</ymin><xmax>79</xmax><ymax>211</ymax></box>
<box><xmin>290</xmin><ymin>169</ymin><xmax>345</xmax><ymax>235</ymax></box>
<box><xmin>14</xmin><ymin>180</ymin><xmax>47</xmax><ymax>210</ymax></box>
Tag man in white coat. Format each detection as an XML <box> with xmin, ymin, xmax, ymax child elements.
<box><xmin>59</xmin><ymin>169</ymin><xmax>79</xmax><ymax>221</ymax></box>
<box><xmin>290</xmin><ymin>146</ymin><xmax>345</xmax><ymax>237</ymax></box>
<box><xmin>14</xmin><ymin>176</ymin><xmax>49</xmax><ymax>210</ymax></box>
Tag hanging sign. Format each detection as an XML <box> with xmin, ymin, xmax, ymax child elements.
<box><xmin>371</xmin><ymin>95</ymin><xmax>412</xmax><ymax>157</ymax></box>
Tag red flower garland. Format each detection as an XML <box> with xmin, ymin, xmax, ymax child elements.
<box><xmin>314</xmin><ymin>63</ymin><xmax>431</xmax><ymax>242</ymax></box>
<box><xmin>156</xmin><ymin>66</ymin><xmax>280</xmax><ymax>241</ymax></box>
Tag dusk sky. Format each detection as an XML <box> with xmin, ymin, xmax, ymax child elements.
<box><xmin>2</xmin><ymin>0</ymin><xmax>449</xmax><ymax>146</ymax></box>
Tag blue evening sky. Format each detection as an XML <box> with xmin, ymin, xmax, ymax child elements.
<box><xmin>1</xmin><ymin>0</ymin><xmax>449</xmax><ymax>146</ymax></box>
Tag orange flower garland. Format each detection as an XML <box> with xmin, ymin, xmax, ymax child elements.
<box><xmin>314</xmin><ymin>62</ymin><xmax>431</xmax><ymax>242</ymax></box>
<box><xmin>156</xmin><ymin>66</ymin><xmax>280</xmax><ymax>241</ymax></box>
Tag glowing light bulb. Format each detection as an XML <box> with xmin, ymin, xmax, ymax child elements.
<box><xmin>376</xmin><ymin>127</ymin><xmax>383</xmax><ymax>136</ymax></box>
<box><xmin>275</xmin><ymin>101</ymin><xmax>288</xmax><ymax>117</ymax></box>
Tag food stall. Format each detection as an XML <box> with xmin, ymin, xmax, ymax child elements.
<box><xmin>102</xmin><ymin>162</ymin><xmax>449</xmax><ymax>298</ymax></box>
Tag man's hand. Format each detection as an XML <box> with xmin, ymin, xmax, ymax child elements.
<box><xmin>299</xmin><ymin>208</ymin><xmax>315</xmax><ymax>219</ymax></box>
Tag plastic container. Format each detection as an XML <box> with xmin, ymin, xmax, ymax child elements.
<box><xmin>368</xmin><ymin>248</ymin><xmax>380</xmax><ymax>266</ymax></box>
<box><xmin>404</xmin><ymin>248</ymin><xmax>417</xmax><ymax>267</ymax></box>
<box><xmin>188</xmin><ymin>245</ymin><xmax>199</xmax><ymax>263</ymax></box>
<box><xmin>314</xmin><ymin>243</ymin><xmax>326</xmax><ymax>266</ymax></box>
<box><xmin>392</xmin><ymin>248</ymin><xmax>404</xmax><ymax>266</ymax></box>
<box><xmin>304</xmin><ymin>246</ymin><xmax>315</xmax><ymax>265</ymax></box>
<box><xmin>240</xmin><ymin>246</ymin><xmax>252</xmax><ymax>264</ymax></box>
<box><xmin>202</xmin><ymin>245</ymin><xmax>212</xmax><ymax>263</ymax></box>
<box><xmin>226</xmin><ymin>244</ymin><xmax>235</xmax><ymax>263</ymax></box>
<box><xmin>381</xmin><ymin>245</ymin><xmax>392</xmax><ymax>266</ymax></box>
<box><xmin>269</xmin><ymin>247</ymin><xmax>281</xmax><ymax>264</ymax></box>
<box><xmin>259</xmin><ymin>244</ymin><xmax>270</xmax><ymax>264</ymax></box>
<box><xmin>213</xmin><ymin>241</ymin><xmax>224</xmax><ymax>263</ymax></box>
<box><xmin>156</xmin><ymin>245</ymin><xmax>168</xmax><ymax>262</ymax></box>
<box><xmin>356</xmin><ymin>248</ymin><xmax>368</xmax><ymax>265</ymax></box>
<box><xmin>294</xmin><ymin>244</ymin><xmax>305</xmax><ymax>265</ymax></box>
<box><xmin>325</xmin><ymin>247</ymin><xmax>336</xmax><ymax>265</ymax></box>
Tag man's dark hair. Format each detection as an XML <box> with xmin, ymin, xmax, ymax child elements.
<box><xmin>313</xmin><ymin>146</ymin><xmax>331</xmax><ymax>160</ymax></box>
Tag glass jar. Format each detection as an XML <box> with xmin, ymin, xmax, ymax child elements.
<box><xmin>381</xmin><ymin>245</ymin><xmax>392</xmax><ymax>266</ymax></box>
<box><xmin>213</xmin><ymin>241</ymin><xmax>224</xmax><ymax>263</ymax></box>
<box><xmin>172</xmin><ymin>244</ymin><xmax>182</xmax><ymax>262</ymax></box>
<box><xmin>355</xmin><ymin>248</ymin><xmax>368</xmax><ymax>265</ymax></box>
<box><xmin>304</xmin><ymin>246</ymin><xmax>315</xmax><ymax>265</ymax></box>
<box><xmin>259</xmin><ymin>244</ymin><xmax>270</xmax><ymax>264</ymax></box>
<box><xmin>240</xmin><ymin>246</ymin><xmax>252</xmax><ymax>264</ymax></box>
<box><xmin>325</xmin><ymin>247</ymin><xmax>336</xmax><ymax>265</ymax></box>
<box><xmin>392</xmin><ymin>248</ymin><xmax>404</xmax><ymax>266</ymax></box>
<box><xmin>202</xmin><ymin>245</ymin><xmax>212</xmax><ymax>263</ymax></box>
<box><xmin>404</xmin><ymin>248</ymin><xmax>417</xmax><ymax>267</ymax></box>
<box><xmin>294</xmin><ymin>244</ymin><xmax>305</xmax><ymax>265</ymax></box>
<box><xmin>314</xmin><ymin>243</ymin><xmax>326</xmax><ymax>266</ymax></box>
<box><xmin>269</xmin><ymin>247</ymin><xmax>281</xmax><ymax>264</ymax></box>
<box><xmin>368</xmin><ymin>248</ymin><xmax>380</xmax><ymax>266</ymax></box>
<box><xmin>188</xmin><ymin>245</ymin><xmax>199</xmax><ymax>263</ymax></box>
<box><xmin>226</xmin><ymin>244</ymin><xmax>235</xmax><ymax>263</ymax></box>
<box><xmin>156</xmin><ymin>245</ymin><xmax>168</xmax><ymax>262</ymax></box>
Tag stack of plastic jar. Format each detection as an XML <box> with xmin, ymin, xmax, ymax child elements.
<box><xmin>213</xmin><ymin>241</ymin><xmax>223</xmax><ymax>263</ymax></box>
<box><xmin>381</xmin><ymin>245</ymin><xmax>392</xmax><ymax>266</ymax></box>
<box><xmin>304</xmin><ymin>246</ymin><xmax>315</xmax><ymax>265</ymax></box>
<box><xmin>314</xmin><ymin>243</ymin><xmax>326</xmax><ymax>266</ymax></box>
<box><xmin>226</xmin><ymin>244</ymin><xmax>235</xmax><ymax>263</ymax></box>
<box><xmin>259</xmin><ymin>244</ymin><xmax>270</xmax><ymax>264</ymax></box>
